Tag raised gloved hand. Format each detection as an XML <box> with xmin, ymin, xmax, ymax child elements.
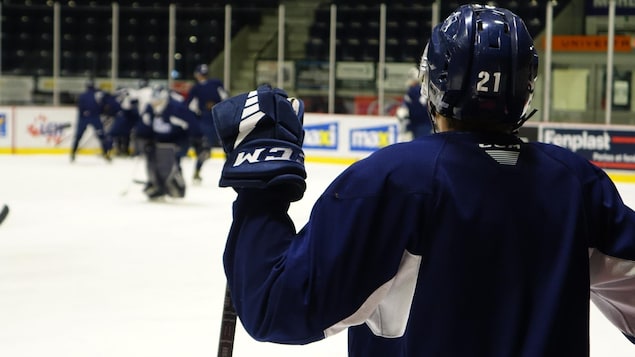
<box><xmin>212</xmin><ymin>85</ymin><xmax>306</xmax><ymax>201</ymax></box>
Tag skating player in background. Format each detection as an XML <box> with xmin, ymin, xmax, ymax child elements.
<box><xmin>70</xmin><ymin>79</ymin><xmax>112</xmax><ymax>162</ymax></box>
<box><xmin>138</xmin><ymin>85</ymin><xmax>201</xmax><ymax>200</ymax></box>
<box><xmin>185</xmin><ymin>64</ymin><xmax>229</xmax><ymax>183</ymax></box>
<box><xmin>396</xmin><ymin>67</ymin><xmax>432</xmax><ymax>140</ymax></box>
<box><xmin>211</xmin><ymin>5</ymin><xmax>635</xmax><ymax>357</ymax></box>
<box><xmin>103</xmin><ymin>87</ymin><xmax>136</xmax><ymax>157</ymax></box>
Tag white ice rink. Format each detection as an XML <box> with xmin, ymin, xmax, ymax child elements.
<box><xmin>1</xmin><ymin>153</ymin><xmax>634</xmax><ymax>356</ymax></box>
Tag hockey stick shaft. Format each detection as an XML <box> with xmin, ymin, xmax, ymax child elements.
<box><xmin>0</xmin><ymin>204</ymin><xmax>9</xmax><ymax>225</ymax></box>
<box><xmin>120</xmin><ymin>156</ymin><xmax>144</xmax><ymax>196</ymax></box>
<box><xmin>217</xmin><ymin>283</ymin><xmax>237</xmax><ymax>357</ymax></box>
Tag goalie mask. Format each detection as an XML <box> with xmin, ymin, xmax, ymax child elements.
<box><xmin>149</xmin><ymin>85</ymin><xmax>169</xmax><ymax>114</ymax></box>
<box><xmin>420</xmin><ymin>4</ymin><xmax>539</xmax><ymax>129</ymax></box>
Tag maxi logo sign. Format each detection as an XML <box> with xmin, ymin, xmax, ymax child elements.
<box><xmin>0</xmin><ymin>113</ymin><xmax>6</xmax><ymax>137</ymax></box>
<box><xmin>303</xmin><ymin>123</ymin><xmax>338</xmax><ymax>150</ymax></box>
<box><xmin>350</xmin><ymin>124</ymin><xmax>398</xmax><ymax>152</ymax></box>
<box><xmin>542</xmin><ymin>127</ymin><xmax>635</xmax><ymax>170</ymax></box>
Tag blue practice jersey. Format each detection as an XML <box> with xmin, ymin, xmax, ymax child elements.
<box><xmin>403</xmin><ymin>84</ymin><xmax>432</xmax><ymax>137</ymax></box>
<box><xmin>77</xmin><ymin>88</ymin><xmax>105</xmax><ymax>119</ymax></box>
<box><xmin>224</xmin><ymin>131</ymin><xmax>635</xmax><ymax>356</ymax></box>
<box><xmin>186</xmin><ymin>78</ymin><xmax>228</xmax><ymax>116</ymax></box>
<box><xmin>139</xmin><ymin>99</ymin><xmax>199</xmax><ymax>143</ymax></box>
<box><xmin>404</xmin><ymin>85</ymin><xmax>428</xmax><ymax>125</ymax></box>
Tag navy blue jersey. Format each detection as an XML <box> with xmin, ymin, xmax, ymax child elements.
<box><xmin>224</xmin><ymin>131</ymin><xmax>635</xmax><ymax>356</ymax></box>
<box><xmin>403</xmin><ymin>84</ymin><xmax>432</xmax><ymax>138</ymax></box>
<box><xmin>139</xmin><ymin>99</ymin><xmax>200</xmax><ymax>144</ymax></box>
<box><xmin>186</xmin><ymin>78</ymin><xmax>228</xmax><ymax>115</ymax></box>
<box><xmin>102</xmin><ymin>91</ymin><xmax>122</xmax><ymax>117</ymax></box>
<box><xmin>186</xmin><ymin>78</ymin><xmax>228</xmax><ymax>147</ymax></box>
<box><xmin>77</xmin><ymin>87</ymin><xmax>105</xmax><ymax>119</ymax></box>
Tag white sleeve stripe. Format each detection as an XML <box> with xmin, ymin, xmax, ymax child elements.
<box><xmin>188</xmin><ymin>98</ymin><xmax>199</xmax><ymax>112</ymax></box>
<box><xmin>324</xmin><ymin>250</ymin><xmax>422</xmax><ymax>338</ymax></box>
<box><xmin>169</xmin><ymin>116</ymin><xmax>188</xmax><ymax>130</ymax></box>
<box><xmin>589</xmin><ymin>248</ymin><xmax>635</xmax><ymax>336</ymax></box>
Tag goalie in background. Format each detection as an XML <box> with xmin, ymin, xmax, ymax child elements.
<box><xmin>138</xmin><ymin>85</ymin><xmax>200</xmax><ymax>200</ymax></box>
<box><xmin>213</xmin><ymin>5</ymin><xmax>635</xmax><ymax>357</ymax></box>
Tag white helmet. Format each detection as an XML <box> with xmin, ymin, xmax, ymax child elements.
<box><xmin>149</xmin><ymin>85</ymin><xmax>169</xmax><ymax>113</ymax></box>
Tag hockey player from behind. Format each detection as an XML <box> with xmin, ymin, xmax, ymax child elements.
<box><xmin>185</xmin><ymin>64</ymin><xmax>229</xmax><ymax>183</ymax></box>
<box><xmin>105</xmin><ymin>79</ymin><xmax>152</xmax><ymax>157</ymax></box>
<box><xmin>103</xmin><ymin>87</ymin><xmax>137</xmax><ymax>157</ymax></box>
<box><xmin>139</xmin><ymin>85</ymin><xmax>200</xmax><ymax>200</ymax></box>
<box><xmin>70</xmin><ymin>79</ymin><xmax>112</xmax><ymax>162</ymax></box>
<box><xmin>211</xmin><ymin>5</ymin><xmax>635</xmax><ymax>357</ymax></box>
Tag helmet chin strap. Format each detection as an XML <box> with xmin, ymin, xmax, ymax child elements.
<box><xmin>428</xmin><ymin>102</ymin><xmax>440</xmax><ymax>134</ymax></box>
<box><xmin>511</xmin><ymin>108</ymin><xmax>538</xmax><ymax>134</ymax></box>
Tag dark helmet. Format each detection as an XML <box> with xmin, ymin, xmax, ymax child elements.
<box><xmin>194</xmin><ymin>64</ymin><xmax>209</xmax><ymax>76</ymax></box>
<box><xmin>420</xmin><ymin>4</ymin><xmax>539</xmax><ymax>129</ymax></box>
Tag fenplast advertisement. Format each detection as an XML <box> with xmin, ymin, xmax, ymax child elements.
<box><xmin>540</xmin><ymin>126</ymin><xmax>635</xmax><ymax>170</ymax></box>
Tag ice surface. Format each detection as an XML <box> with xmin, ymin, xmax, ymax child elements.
<box><xmin>0</xmin><ymin>154</ymin><xmax>633</xmax><ymax>356</ymax></box>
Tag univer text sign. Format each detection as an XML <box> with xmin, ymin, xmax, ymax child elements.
<box><xmin>541</xmin><ymin>127</ymin><xmax>635</xmax><ymax>170</ymax></box>
<box><xmin>586</xmin><ymin>0</ymin><xmax>635</xmax><ymax>15</ymax></box>
<box><xmin>303</xmin><ymin>123</ymin><xmax>338</xmax><ymax>150</ymax></box>
<box><xmin>544</xmin><ymin>35</ymin><xmax>632</xmax><ymax>52</ymax></box>
<box><xmin>350</xmin><ymin>125</ymin><xmax>399</xmax><ymax>152</ymax></box>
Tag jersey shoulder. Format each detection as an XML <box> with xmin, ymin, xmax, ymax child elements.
<box><xmin>326</xmin><ymin>137</ymin><xmax>444</xmax><ymax>198</ymax></box>
<box><xmin>527</xmin><ymin>141</ymin><xmax>604</xmax><ymax>179</ymax></box>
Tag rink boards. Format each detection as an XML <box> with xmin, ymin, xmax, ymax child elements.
<box><xmin>2</xmin><ymin>105</ymin><xmax>635</xmax><ymax>182</ymax></box>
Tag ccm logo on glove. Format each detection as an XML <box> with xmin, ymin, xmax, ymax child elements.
<box><xmin>232</xmin><ymin>146</ymin><xmax>304</xmax><ymax>167</ymax></box>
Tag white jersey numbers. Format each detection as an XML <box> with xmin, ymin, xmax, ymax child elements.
<box><xmin>476</xmin><ymin>71</ymin><xmax>501</xmax><ymax>93</ymax></box>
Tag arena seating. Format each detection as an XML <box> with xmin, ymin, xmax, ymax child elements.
<box><xmin>0</xmin><ymin>1</ymin><xmax>566</xmax><ymax>78</ymax></box>
<box><xmin>306</xmin><ymin>0</ymin><xmax>567</xmax><ymax>63</ymax></box>
<box><xmin>0</xmin><ymin>0</ymin><xmax>275</xmax><ymax>79</ymax></box>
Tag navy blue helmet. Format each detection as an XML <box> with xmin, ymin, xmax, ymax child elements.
<box><xmin>194</xmin><ymin>64</ymin><xmax>209</xmax><ymax>76</ymax></box>
<box><xmin>420</xmin><ymin>4</ymin><xmax>539</xmax><ymax>129</ymax></box>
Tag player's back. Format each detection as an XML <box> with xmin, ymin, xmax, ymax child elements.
<box><xmin>345</xmin><ymin>131</ymin><xmax>612</xmax><ymax>356</ymax></box>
